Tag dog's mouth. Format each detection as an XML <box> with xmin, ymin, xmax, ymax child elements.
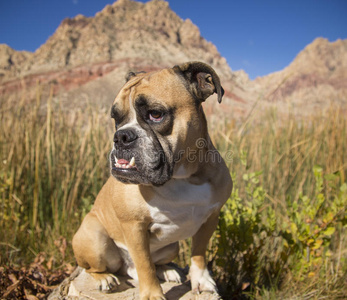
<box><xmin>110</xmin><ymin>151</ymin><xmax>143</xmax><ymax>184</ymax></box>
<box><xmin>113</xmin><ymin>156</ymin><xmax>137</xmax><ymax>170</ymax></box>
<box><xmin>109</xmin><ymin>146</ymin><xmax>172</xmax><ymax>186</ymax></box>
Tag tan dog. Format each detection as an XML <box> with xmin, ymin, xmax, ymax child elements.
<box><xmin>72</xmin><ymin>62</ymin><xmax>232</xmax><ymax>300</ymax></box>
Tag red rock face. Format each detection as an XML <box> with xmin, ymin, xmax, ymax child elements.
<box><xmin>266</xmin><ymin>73</ymin><xmax>347</xmax><ymax>102</ymax></box>
<box><xmin>0</xmin><ymin>60</ymin><xmax>150</xmax><ymax>96</ymax></box>
<box><xmin>0</xmin><ymin>62</ymin><xmax>113</xmax><ymax>96</ymax></box>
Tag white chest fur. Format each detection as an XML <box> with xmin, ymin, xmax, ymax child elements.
<box><xmin>147</xmin><ymin>179</ymin><xmax>219</xmax><ymax>251</ymax></box>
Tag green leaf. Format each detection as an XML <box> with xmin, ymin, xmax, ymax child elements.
<box><xmin>313</xmin><ymin>165</ymin><xmax>323</xmax><ymax>174</ymax></box>
<box><xmin>322</xmin><ymin>227</ymin><xmax>336</xmax><ymax>237</ymax></box>
<box><xmin>312</xmin><ymin>239</ymin><xmax>323</xmax><ymax>250</ymax></box>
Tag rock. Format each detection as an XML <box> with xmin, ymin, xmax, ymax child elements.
<box><xmin>0</xmin><ymin>44</ymin><xmax>32</xmax><ymax>82</ymax></box>
<box><xmin>48</xmin><ymin>267</ymin><xmax>221</xmax><ymax>300</ymax></box>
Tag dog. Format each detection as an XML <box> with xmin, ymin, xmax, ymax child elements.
<box><xmin>72</xmin><ymin>61</ymin><xmax>233</xmax><ymax>300</ymax></box>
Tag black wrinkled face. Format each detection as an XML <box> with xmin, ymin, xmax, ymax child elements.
<box><xmin>109</xmin><ymin>94</ymin><xmax>175</xmax><ymax>186</ymax></box>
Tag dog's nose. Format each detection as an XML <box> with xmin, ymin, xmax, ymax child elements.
<box><xmin>113</xmin><ymin>130</ymin><xmax>138</xmax><ymax>148</ymax></box>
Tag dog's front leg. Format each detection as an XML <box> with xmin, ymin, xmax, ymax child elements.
<box><xmin>190</xmin><ymin>211</ymin><xmax>220</xmax><ymax>294</ymax></box>
<box><xmin>121</xmin><ymin>220</ymin><xmax>165</xmax><ymax>300</ymax></box>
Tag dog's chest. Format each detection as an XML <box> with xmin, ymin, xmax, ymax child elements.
<box><xmin>147</xmin><ymin>180</ymin><xmax>218</xmax><ymax>248</ymax></box>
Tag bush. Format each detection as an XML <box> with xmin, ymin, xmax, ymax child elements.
<box><xmin>215</xmin><ymin>163</ymin><xmax>347</xmax><ymax>299</ymax></box>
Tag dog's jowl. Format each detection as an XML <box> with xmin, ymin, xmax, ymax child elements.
<box><xmin>72</xmin><ymin>61</ymin><xmax>233</xmax><ymax>300</ymax></box>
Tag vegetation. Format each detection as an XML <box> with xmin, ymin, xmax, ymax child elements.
<box><xmin>0</xmin><ymin>88</ymin><xmax>346</xmax><ymax>299</ymax></box>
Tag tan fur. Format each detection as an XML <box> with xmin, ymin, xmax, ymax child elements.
<box><xmin>72</xmin><ymin>63</ymin><xmax>232</xmax><ymax>300</ymax></box>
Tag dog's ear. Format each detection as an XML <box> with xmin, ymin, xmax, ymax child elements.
<box><xmin>125</xmin><ymin>71</ymin><xmax>146</xmax><ymax>82</ymax></box>
<box><xmin>173</xmin><ymin>61</ymin><xmax>224</xmax><ymax>103</ymax></box>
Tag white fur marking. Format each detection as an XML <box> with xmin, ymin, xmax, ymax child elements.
<box><xmin>148</xmin><ymin>180</ymin><xmax>218</xmax><ymax>252</ymax></box>
<box><xmin>190</xmin><ymin>260</ymin><xmax>217</xmax><ymax>293</ymax></box>
<box><xmin>173</xmin><ymin>165</ymin><xmax>194</xmax><ymax>179</ymax></box>
<box><xmin>113</xmin><ymin>241</ymin><xmax>139</xmax><ymax>281</ymax></box>
<box><xmin>116</xmin><ymin>87</ymin><xmax>139</xmax><ymax>132</ymax></box>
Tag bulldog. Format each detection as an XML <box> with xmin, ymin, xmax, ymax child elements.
<box><xmin>72</xmin><ymin>61</ymin><xmax>232</xmax><ymax>300</ymax></box>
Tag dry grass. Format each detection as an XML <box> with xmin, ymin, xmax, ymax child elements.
<box><xmin>0</xmin><ymin>87</ymin><xmax>113</xmax><ymax>267</ymax></box>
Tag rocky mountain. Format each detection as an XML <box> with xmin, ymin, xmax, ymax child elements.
<box><xmin>0</xmin><ymin>0</ymin><xmax>346</xmax><ymax>117</ymax></box>
<box><xmin>1</xmin><ymin>0</ymin><xmax>253</xmax><ymax>116</ymax></box>
<box><xmin>252</xmin><ymin>38</ymin><xmax>347</xmax><ymax>112</ymax></box>
<box><xmin>2</xmin><ymin>0</ymin><xmax>232</xmax><ymax>78</ymax></box>
<box><xmin>0</xmin><ymin>0</ymin><xmax>231</xmax><ymax>84</ymax></box>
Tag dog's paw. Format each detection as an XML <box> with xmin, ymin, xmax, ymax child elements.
<box><xmin>90</xmin><ymin>272</ymin><xmax>120</xmax><ymax>293</ymax></box>
<box><xmin>190</xmin><ymin>265</ymin><xmax>218</xmax><ymax>294</ymax></box>
<box><xmin>156</xmin><ymin>263</ymin><xmax>186</xmax><ymax>283</ymax></box>
<box><xmin>140</xmin><ymin>286</ymin><xmax>166</xmax><ymax>300</ymax></box>
<box><xmin>140</xmin><ymin>293</ymin><xmax>166</xmax><ymax>300</ymax></box>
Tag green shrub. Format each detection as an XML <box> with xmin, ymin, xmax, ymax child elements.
<box><xmin>215</xmin><ymin>161</ymin><xmax>347</xmax><ymax>299</ymax></box>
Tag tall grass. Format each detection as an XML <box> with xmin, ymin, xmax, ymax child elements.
<box><xmin>0</xmin><ymin>87</ymin><xmax>113</xmax><ymax>265</ymax></box>
<box><xmin>211</xmin><ymin>106</ymin><xmax>346</xmax><ymax>204</ymax></box>
<box><xmin>0</xmin><ymin>89</ymin><xmax>346</xmax><ymax>298</ymax></box>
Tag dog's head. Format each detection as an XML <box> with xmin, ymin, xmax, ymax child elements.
<box><xmin>109</xmin><ymin>61</ymin><xmax>224</xmax><ymax>186</ymax></box>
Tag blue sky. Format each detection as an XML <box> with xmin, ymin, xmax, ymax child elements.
<box><xmin>0</xmin><ymin>0</ymin><xmax>346</xmax><ymax>79</ymax></box>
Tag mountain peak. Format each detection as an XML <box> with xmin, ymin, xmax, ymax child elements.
<box><xmin>0</xmin><ymin>0</ymin><xmax>231</xmax><ymax>82</ymax></box>
<box><xmin>254</xmin><ymin>37</ymin><xmax>347</xmax><ymax>104</ymax></box>
<box><xmin>60</xmin><ymin>14</ymin><xmax>90</xmax><ymax>28</ymax></box>
<box><xmin>292</xmin><ymin>37</ymin><xmax>347</xmax><ymax>73</ymax></box>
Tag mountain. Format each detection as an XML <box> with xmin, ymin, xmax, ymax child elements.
<box><xmin>252</xmin><ymin>38</ymin><xmax>347</xmax><ymax>111</ymax></box>
<box><xmin>0</xmin><ymin>0</ymin><xmax>232</xmax><ymax>85</ymax></box>
<box><xmin>1</xmin><ymin>0</ymin><xmax>253</xmax><ymax>116</ymax></box>
<box><xmin>1</xmin><ymin>0</ymin><xmax>233</xmax><ymax>79</ymax></box>
<box><xmin>0</xmin><ymin>0</ymin><xmax>346</xmax><ymax>117</ymax></box>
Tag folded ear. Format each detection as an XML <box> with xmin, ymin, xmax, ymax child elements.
<box><xmin>173</xmin><ymin>61</ymin><xmax>224</xmax><ymax>103</ymax></box>
<box><xmin>125</xmin><ymin>71</ymin><xmax>146</xmax><ymax>82</ymax></box>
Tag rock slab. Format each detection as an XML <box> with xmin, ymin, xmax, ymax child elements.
<box><xmin>48</xmin><ymin>267</ymin><xmax>221</xmax><ymax>300</ymax></box>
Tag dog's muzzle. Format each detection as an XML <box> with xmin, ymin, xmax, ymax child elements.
<box><xmin>110</xmin><ymin>128</ymin><xmax>173</xmax><ymax>186</ymax></box>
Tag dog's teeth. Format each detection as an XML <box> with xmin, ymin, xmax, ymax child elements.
<box><xmin>129</xmin><ymin>157</ymin><xmax>135</xmax><ymax>166</ymax></box>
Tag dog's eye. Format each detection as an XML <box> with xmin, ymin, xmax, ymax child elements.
<box><xmin>148</xmin><ymin>110</ymin><xmax>164</xmax><ymax>123</ymax></box>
